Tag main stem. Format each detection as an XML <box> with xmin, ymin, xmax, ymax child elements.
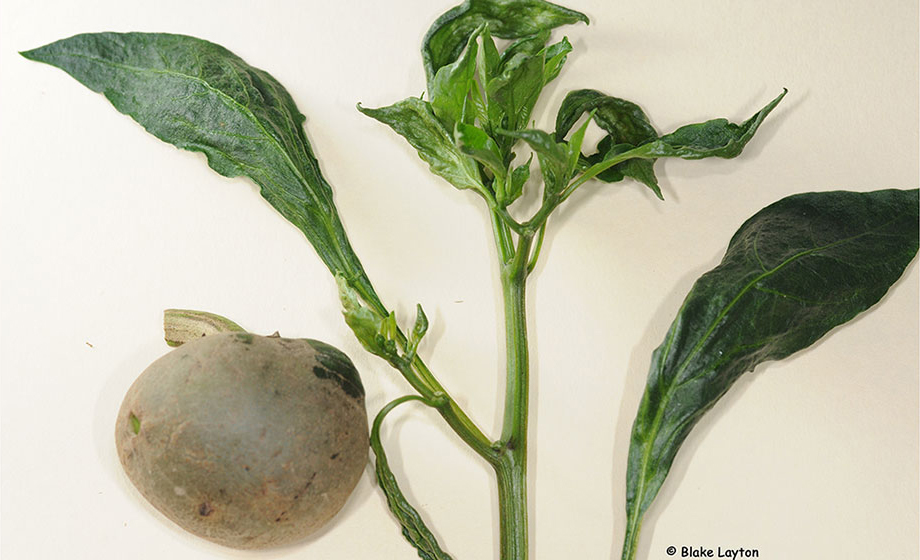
<box><xmin>495</xmin><ymin>231</ymin><xmax>532</xmax><ymax>560</ymax></box>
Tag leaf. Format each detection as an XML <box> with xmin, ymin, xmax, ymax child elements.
<box><xmin>485</xmin><ymin>34</ymin><xmax>570</xmax><ymax>136</ymax></box>
<box><xmin>506</xmin><ymin>155</ymin><xmax>532</xmax><ymax>204</ymax></box>
<box><xmin>648</xmin><ymin>89</ymin><xmax>787</xmax><ymax>159</ymax></box>
<box><xmin>555</xmin><ymin>89</ymin><xmax>657</xmax><ymax>145</ymax></box>
<box><xmin>486</xmin><ymin>43</ymin><xmax>545</xmax><ymax>133</ymax></box>
<box><xmin>578</xmin><ymin>91</ymin><xmax>787</xmax><ymax>199</ymax></box>
<box><xmin>498</xmin><ymin>128</ymin><xmax>568</xmax><ymax>193</ymax></box>
<box><xmin>455</xmin><ymin>122</ymin><xmax>506</xmax><ymax>178</ymax></box>
<box><xmin>498</xmin><ymin>29</ymin><xmax>551</xmax><ymax>67</ymax></box>
<box><xmin>555</xmin><ymin>89</ymin><xmax>661</xmax><ymax>197</ymax></box>
<box><xmin>372</xmin><ymin>396</ymin><xmax>454</xmax><ymax>560</ymax></box>
<box><xmin>21</xmin><ymin>32</ymin><xmax>383</xmax><ymax>309</ymax></box>
<box><xmin>565</xmin><ymin>112</ymin><xmax>593</xmax><ymax>177</ymax></box>
<box><xmin>358</xmin><ymin>97</ymin><xmax>484</xmax><ymax>193</ymax></box>
<box><xmin>622</xmin><ymin>188</ymin><xmax>920</xmax><ymax>560</ymax></box>
<box><xmin>338</xmin><ymin>276</ymin><xmax>400</xmax><ymax>363</ymax></box>
<box><xmin>411</xmin><ymin>304</ymin><xmax>430</xmax><ymax>345</ymax></box>
<box><xmin>422</xmin><ymin>0</ymin><xmax>588</xmax><ymax>89</ymax></box>
<box><xmin>542</xmin><ymin>37</ymin><xmax>573</xmax><ymax>85</ymax></box>
<box><xmin>430</xmin><ymin>30</ymin><xmax>480</xmax><ymax>131</ymax></box>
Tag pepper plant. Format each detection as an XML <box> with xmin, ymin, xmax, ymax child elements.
<box><xmin>21</xmin><ymin>0</ymin><xmax>919</xmax><ymax>558</ymax></box>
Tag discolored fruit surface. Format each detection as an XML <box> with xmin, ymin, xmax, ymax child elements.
<box><xmin>115</xmin><ymin>332</ymin><xmax>368</xmax><ymax>549</ymax></box>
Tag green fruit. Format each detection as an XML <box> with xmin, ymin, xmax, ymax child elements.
<box><xmin>115</xmin><ymin>332</ymin><xmax>369</xmax><ymax>549</ymax></box>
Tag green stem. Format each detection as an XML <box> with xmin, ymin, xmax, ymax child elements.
<box><xmin>495</xmin><ymin>450</ymin><xmax>528</xmax><ymax>560</ymax></box>
<box><xmin>495</xmin><ymin>230</ymin><xmax>533</xmax><ymax>560</ymax></box>
<box><xmin>410</xmin><ymin>353</ymin><xmax>498</xmax><ymax>462</ymax></box>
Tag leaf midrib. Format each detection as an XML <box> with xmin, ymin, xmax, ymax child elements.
<box><xmin>57</xmin><ymin>50</ymin><xmax>328</xmax><ymax>213</ymax></box>
<box><xmin>628</xmin><ymin>215</ymin><xmax>901</xmax><ymax>527</ymax></box>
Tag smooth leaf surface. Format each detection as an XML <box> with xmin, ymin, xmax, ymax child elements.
<box><xmin>21</xmin><ymin>32</ymin><xmax>382</xmax><ymax>307</ymax></box>
<box><xmin>622</xmin><ymin>188</ymin><xmax>920</xmax><ymax>559</ymax></box>
<box><xmin>422</xmin><ymin>0</ymin><xmax>588</xmax><ymax>89</ymax></box>
<box><xmin>358</xmin><ymin>98</ymin><xmax>484</xmax><ymax>192</ymax></box>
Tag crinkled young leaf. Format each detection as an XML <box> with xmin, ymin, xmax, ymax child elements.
<box><xmin>455</xmin><ymin>122</ymin><xmax>506</xmax><ymax>178</ymax></box>
<box><xmin>422</xmin><ymin>0</ymin><xmax>588</xmax><ymax>89</ymax></box>
<box><xmin>542</xmin><ymin>37</ymin><xmax>573</xmax><ymax>84</ymax></box>
<box><xmin>555</xmin><ymin>89</ymin><xmax>661</xmax><ymax>196</ymax></box>
<box><xmin>358</xmin><ymin>97</ymin><xmax>484</xmax><ymax>192</ymax></box>
<box><xmin>486</xmin><ymin>35</ymin><xmax>570</xmax><ymax>137</ymax></box>
<box><xmin>372</xmin><ymin>396</ymin><xmax>454</xmax><ymax>560</ymax></box>
<box><xmin>430</xmin><ymin>30</ymin><xmax>480</xmax><ymax>131</ymax></box>
<box><xmin>622</xmin><ymin>188</ymin><xmax>920</xmax><ymax>560</ymax></box>
<box><xmin>475</xmin><ymin>26</ymin><xmax>501</xmax><ymax>103</ymax></box>
<box><xmin>21</xmin><ymin>32</ymin><xmax>383</xmax><ymax>307</ymax></box>
<box><xmin>498</xmin><ymin>29</ymin><xmax>551</xmax><ymax>67</ymax></box>
<box><xmin>411</xmin><ymin>304</ymin><xmax>430</xmax><ymax>346</ymax></box>
<box><xmin>338</xmin><ymin>276</ymin><xmax>400</xmax><ymax>363</ymax></box>
<box><xmin>565</xmin><ymin>113</ymin><xmax>593</xmax><ymax>177</ymax></box>
<box><xmin>486</xmin><ymin>44</ymin><xmax>545</xmax><ymax>133</ymax></box>
<box><xmin>499</xmin><ymin>128</ymin><xmax>568</xmax><ymax>193</ymax></box>
<box><xmin>507</xmin><ymin>158</ymin><xmax>532</xmax><ymax>204</ymax></box>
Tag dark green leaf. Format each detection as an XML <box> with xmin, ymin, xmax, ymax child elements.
<box><xmin>622</xmin><ymin>188</ymin><xmax>920</xmax><ymax>559</ymax></box>
<box><xmin>585</xmin><ymin>140</ymin><xmax>662</xmax><ymax>199</ymax></box>
<box><xmin>422</xmin><ymin>0</ymin><xmax>588</xmax><ymax>89</ymax></box>
<box><xmin>578</xmin><ymin>91</ymin><xmax>786</xmax><ymax>199</ymax></box>
<box><xmin>358</xmin><ymin>97</ymin><xmax>484</xmax><ymax>192</ymax></box>
<box><xmin>455</xmin><ymin>122</ymin><xmax>506</xmax><ymax>178</ymax></box>
<box><xmin>22</xmin><ymin>32</ymin><xmax>382</xmax><ymax>307</ymax></box>
<box><xmin>430</xmin><ymin>31</ymin><xmax>480</xmax><ymax>131</ymax></box>
<box><xmin>372</xmin><ymin>396</ymin><xmax>454</xmax><ymax>560</ymax></box>
<box><xmin>648</xmin><ymin>89</ymin><xmax>787</xmax><ymax>159</ymax></box>
<box><xmin>555</xmin><ymin>89</ymin><xmax>657</xmax><ymax>145</ymax></box>
<box><xmin>555</xmin><ymin>89</ymin><xmax>661</xmax><ymax>197</ymax></box>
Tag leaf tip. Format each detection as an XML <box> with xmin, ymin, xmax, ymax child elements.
<box><xmin>19</xmin><ymin>47</ymin><xmax>41</xmax><ymax>61</ymax></box>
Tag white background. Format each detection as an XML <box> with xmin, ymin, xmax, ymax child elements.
<box><xmin>1</xmin><ymin>1</ymin><xmax>917</xmax><ymax>559</ymax></box>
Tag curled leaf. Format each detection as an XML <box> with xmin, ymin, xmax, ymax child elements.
<box><xmin>22</xmin><ymin>33</ymin><xmax>382</xmax><ymax>309</ymax></box>
<box><xmin>422</xmin><ymin>0</ymin><xmax>588</xmax><ymax>88</ymax></box>
<box><xmin>372</xmin><ymin>396</ymin><xmax>454</xmax><ymax>560</ymax></box>
<box><xmin>622</xmin><ymin>188</ymin><xmax>920</xmax><ymax>560</ymax></box>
